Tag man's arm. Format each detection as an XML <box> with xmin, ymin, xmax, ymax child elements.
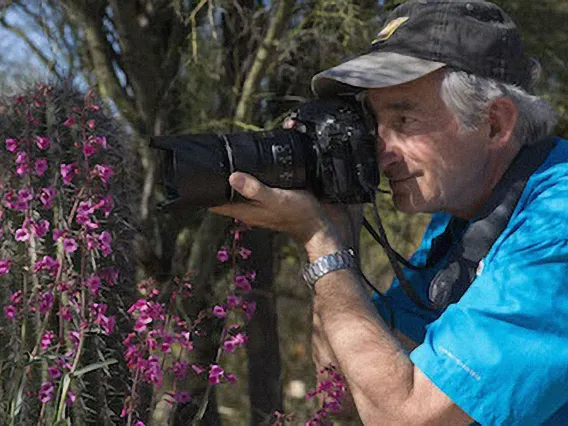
<box><xmin>306</xmin><ymin>231</ymin><xmax>474</xmax><ymax>425</ymax></box>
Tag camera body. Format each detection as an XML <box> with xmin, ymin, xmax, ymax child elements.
<box><xmin>150</xmin><ymin>98</ymin><xmax>379</xmax><ymax>208</ymax></box>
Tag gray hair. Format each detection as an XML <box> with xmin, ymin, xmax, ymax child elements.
<box><xmin>440</xmin><ymin>69</ymin><xmax>558</xmax><ymax>147</ymax></box>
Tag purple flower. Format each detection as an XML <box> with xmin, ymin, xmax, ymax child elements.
<box><xmin>4</xmin><ymin>305</ymin><xmax>17</xmax><ymax>319</ymax></box>
<box><xmin>216</xmin><ymin>247</ymin><xmax>229</xmax><ymax>263</ymax></box>
<box><xmin>226</xmin><ymin>295</ymin><xmax>242</xmax><ymax>309</ymax></box>
<box><xmin>225</xmin><ymin>372</ymin><xmax>237</xmax><ymax>384</ymax></box>
<box><xmin>235</xmin><ymin>275</ymin><xmax>252</xmax><ymax>293</ymax></box>
<box><xmin>32</xmin><ymin>220</ymin><xmax>50</xmax><ymax>238</ymax></box>
<box><xmin>9</xmin><ymin>290</ymin><xmax>22</xmax><ymax>305</ymax></box>
<box><xmin>191</xmin><ymin>364</ymin><xmax>205</xmax><ymax>375</ymax></box>
<box><xmin>83</xmin><ymin>135</ymin><xmax>107</xmax><ymax>157</ymax></box>
<box><xmin>93</xmin><ymin>164</ymin><xmax>113</xmax><ymax>184</ymax></box>
<box><xmin>5</xmin><ymin>138</ymin><xmax>18</xmax><ymax>152</ymax></box>
<box><xmin>15</xmin><ymin>151</ymin><xmax>29</xmax><ymax>176</ymax></box>
<box><xmin>39</xmin><ymin>187</ymin><xmax>56</xmax><ymax>209</ymax></box>
<box><xmin>34</xmin><ymin>158</ymin><xmax>48</xmax><ymax>176</ymax></box>
<box><xmin>63</xmin><ymin>237</ymin><xmax>78</xmax><ymax>253</ymax></box>
<box><xmin>86</xmin><ymin>275</ymin><xmax>102</xmax><ymax>296</ymax></box>
<box><xmin>208</xmin><ymin>364</ymin><xmax>224</xmax><ymax>385</ymax></box>
<box><xmin>144</xmin><ymin>356</ymin><xmax>163</xmax><ymax>386</ymax></box>
<box><xmin>38</xmin><ymin>382</ymin><xmax>54</xmax><ymax>403</ymax></box>
<box><xmin>36</xmin><ymin>136</ymin><xmax>50</xmax><ymax>150</ymax></box>
<box><xmin>173</xmin><ymin>361</ymin><xmax>189</xmax><ymax>380</ymax></box>
<box><xmin>39</xmin><ymin>292</ymin><xmax>54</xmax><ymax>314</ymax></box>
<box><xmin>174</xmin><ymin>392</ymin><xmax>191</xmax><ymax>404</ymax></box>
<box><xmin>212</xmin><ymin>305</ymin><xmax>226</xmax><ymax>318</ymax></box>
<box><xmin>243</xmin><ymin>301</ymin><xmax>256</xmax><ymax>320</ymax></box>
<box><xmin>98</xmin><ymin>231</ymin><xmax>112</xmax><ymax>256</ymax></box>
<box><xmin>239</xmin><ymin>247</ymin><xmax>252</xmax><ymax>259</ymax></box>
<box><xmin>15</xmin><ymin>228</ymin><xmax>30</xmax><ymax>242</ymax></box>
<box><xmin>66</xmin><ymin>391</ymin><xmax>76</xmax><ymax>406</ymax></box>
<box><xmin>0</xmin><ymin>259</ymin><xmax>10</xmax><ymax>276</ymax></box>
<box><xmin>34</xmin><ymin>256</ymin><xmax>60</xmax><ymax>277</ymax></box>
<box><xmin>40</xmin><ymin>331</ymin><xmax>55</xmax><ymax>351</ymax></box>
<box><xmin>52</xmin><ymin>228</ymin><xmax>65</xmax><ymax>241</ymax></box>
<box><xmin>60</xmin><ymin>163</ymin><xmax>78</xmax><ymax>185</ymax></box>
<box><xmin>48</xmin><ymin>365</ymin><xmax>61</xmax><ymax>379</ymax></box>
<box><xmin>63</xmin><ymin>117</ymin><xmax>75</xmax><ymax>127</ymax></box>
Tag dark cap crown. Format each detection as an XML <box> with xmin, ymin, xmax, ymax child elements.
<box><xmin>372</xmin><ymin>0</ymin><xmax>532</xmax><ymax>88</ymax></box>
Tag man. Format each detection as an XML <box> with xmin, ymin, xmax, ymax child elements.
<box><xmin>212</xmin><ymin>0</ymin><xmax>568</xmax><ymax>424</ymax></box>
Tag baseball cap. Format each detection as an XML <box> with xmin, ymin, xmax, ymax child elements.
<box><xmin>311</xmin><ymin>0</ymin><xmax>535</xmax><ymax>97</ymax></box>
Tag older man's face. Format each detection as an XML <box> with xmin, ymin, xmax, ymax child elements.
<box><xmin>368</xmin><ymin>70</ymin><xmax>492</xmax><ymax>218</ymax></box>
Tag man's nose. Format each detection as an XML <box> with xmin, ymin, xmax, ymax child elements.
<box><xmin>377</xmin><ymin>126</ymin><xmax>403</xmax><ymax>171</ymax></box>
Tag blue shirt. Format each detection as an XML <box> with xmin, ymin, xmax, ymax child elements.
<box><xmin>373</xmin><ymin>137</ymin><xmax>568</xmax><ymax>425</ymax></box>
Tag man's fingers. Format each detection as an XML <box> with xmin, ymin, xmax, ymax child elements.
<box><xmin>229</xmin><ymin>172</ymin><xmax>269</xmax><ymax>203</ymax></box>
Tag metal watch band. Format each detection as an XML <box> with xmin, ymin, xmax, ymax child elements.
<box><xmin>301</xmin><ymin>248</ymin><xmax>358</xmax><ymax>291</ymax></box>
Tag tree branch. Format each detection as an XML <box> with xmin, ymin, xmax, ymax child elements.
<box><xmin>234</xmin><ymin>0</ymin><xmax>295</xmax><ymax>124</ymax></box>
<box><xmin>0</xmin><ymin>15</ymin><xmax>62</xmax><ymax>79</ymax></box>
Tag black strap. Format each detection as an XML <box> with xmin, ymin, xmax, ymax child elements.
<box><xmin>428</xmin><ymin>138</ymin><xmax>556</xmax><ymax>309</ymax></box>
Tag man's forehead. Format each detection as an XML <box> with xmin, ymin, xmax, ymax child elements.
<box><xmin>367</xmin><ymin>90</ymin><xmax>419</xmax><ymax>112</ymax></box>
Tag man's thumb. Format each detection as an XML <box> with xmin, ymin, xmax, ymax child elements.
<box><xmin>229</xmin><ymin>172</ymin><xmax>266</xmax><ymax>201</ymax></box>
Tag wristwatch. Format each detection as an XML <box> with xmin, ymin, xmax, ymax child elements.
<box><xmin>301</xmin><ymin>248</ymin><xmax>359</xmax><ymax>292</ymax></box>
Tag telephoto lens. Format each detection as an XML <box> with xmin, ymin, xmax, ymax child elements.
<box><xmin>150</xmin><ymin>98</ymin><xmax>379</xmax><ymax>208</ymax></box>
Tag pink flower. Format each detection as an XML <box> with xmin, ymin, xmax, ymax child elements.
<box><xmin>32</xmin><ymin>220</ymin><xmax>50</xmax><ymax>238</ymax></box>
<box><xmin>63</xmin><ymin>237</ymin><xmax>78</xmax><ymax>253</ymax></box>
<box><xmin>174</xmin><ymin>392</ymin><xmax>191</xmax><ymax>404</ymax></box>
<box><xmin>243</xmin><ymin>301</ymin><xmax>256</xmax><ymax>320</ymax></box>
<box><xmin>60</xmin><ymin>163</ymin><xmax>78</xmax><ymax>184</ymax></box>
<box><xmin>40</xmin><ymin>331</ymin><xmax>55</xmax><ymax>351</ymax></box>
<box><xmin>4</xmin><ymin>305</ymin><xmax>17</xmax><ymax>319</ymax></box>
<box><xmin>0</xmin><ymin>259</ymin><xmax>10</xmax><ymax>276</ymax></box>
<box><xmin>34</xmin><ymin>158</ymin><xmax>48</xmax><ymax>176</ymax></box>
<box><xmin>173</xmin><ymin>361</ymin><xmax>189</xmax><ymax>380</ymax></box>
<box><xmin>192</xmin><ymin>364</ymin><xmax>206</xmax><ymax>375</ymax></box>
<box><xmin>36</xmin><ymin>136</ymin><xmax>50</xmax><ymax>150</ymax></box>
<box><xmin>63</xmin><ymin>117</ymin><xmax>75</xmax><ymax>127</ymax></box>
<box><xmin>59</xmin><ymin>306</ymin><xmax>72</xmax><ymax>322</ymax></box>
<box><xmin>34</xmin><ymin>256</ymin><xmax>60</xmax><ymax>277</ymax></box>
<box><xmin>93</xmin><ymin>164</ymin><xmax>113</xmax><ymax>184</ymax></box>
<box><xmin>66</xmin><ymin>391</ymin><xmax>76</xmax><ymax>406</ymax></box>
<box><xmin>98</xmin><ymin>231</ymin><xmax>112</xmax><ymax>256</ymax></box>
<box><xmin>15</xmin><ymin>228</ymin><xmax>30</xmax><ymax>242</ymax></box>
<box><xmin>39</xmin><ymin>187</ymin><xmax>56</xmax><ymax>209</ymax></box>
<box><xmin>226</xmin><ymin>295</ymin><xmax>242</xmax><ymax>309</ymax></box>
<box><xmin>39</xmin><ymin>292</ymin><xmax>54</xmax><ymax>314</ymax></box>
<box><xmin>208</xmin><ymin>364</ymin><xmax>224</xmax><ymax>385</ymax></box>
<box><xmin>212</xmin><ymin>305</ymin><xmax>226</xmax><ymax>318</ymax></box>
<box><xmin>235</xmin><ymin>275</ymin><xmax>252</xmax><ymax>293</ymax></box>
<box><xmin>5</xmin><ymin>138</ymin><xmax>18</xmax><ymax>151</ymax></box>
<box><xmin>9</xmin><ymin>290</ymin><xmax>22</xmax><ymax>305</ymax></box>
<box><xmin>216</xmin><ymin>247</ymin><xmax>229</xmax><ymax>262</ymax></box>
<box><xmin>15</xmin><ymin>151</ymin><xmax>29</xmax><ymax>176</ymax></box>
<box><xmin>52</xmin><ymin>228</ymin><xmax>65</xmax><ymax>241</ymax></box>
<box><xmin>48</xmin><ymin>365</ymin><xmax>61</xmax><ymax>379</ymax></box>
<box><xmin>87</xmin><ymin>119</ymin><xmax>96</xmax><ymax>129</ymax></box>
<box><xmin>86</xmin><ymin>275</ymin><xmax>102</xmax><ymax>295</ymax></box>
<box><xmin>225</xmin><ymin>373</ymin><xmax>237</xmax><ymax>384</ymax></box>
<box><xmin>38</xmin><ymin>382</ymin><xmax>54</xmax><ymax>403</ymax></box>
<box><xmin>239</xmin><ymin>247</ymin><xmax>252</xmax><ymax>259</ymax></box>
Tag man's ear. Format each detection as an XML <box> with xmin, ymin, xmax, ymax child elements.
<box><xmin>487</xmin><ymin>97</ymin><xmax>518</xmax><ymax>146</ymax></box>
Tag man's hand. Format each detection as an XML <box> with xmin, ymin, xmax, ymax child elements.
<box><xmin>209</xmin><ymin>172</ymin><xmax>338</xmax><ymax>248</ymax></box>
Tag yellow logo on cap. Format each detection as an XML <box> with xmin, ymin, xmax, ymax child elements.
<box><xmin>372</xmin><ymin>17</ymin><xmax>409</xmax><ymax>44</ymax></box>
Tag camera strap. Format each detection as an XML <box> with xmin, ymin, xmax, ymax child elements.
<box><xmin>427</xmin><ymin>137</ymin><xmax>556</xmax><ymax>310</ymax></box>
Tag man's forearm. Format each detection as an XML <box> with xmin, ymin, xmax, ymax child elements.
<box><xmin>305</xmin><ymin>233</ymin><xmax>416</xmax><ymax>424</ymax></box>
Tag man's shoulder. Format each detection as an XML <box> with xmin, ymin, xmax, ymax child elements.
<box><xmin>515</xmin><ymin>137</ymin><xmax>568</xmax><ymax>218</ymax></box>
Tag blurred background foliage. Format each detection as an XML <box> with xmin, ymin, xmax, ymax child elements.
<box><xmin>0</xmin><ymin>0</ymin><xmax>565</xmax><ymax>424</ymax></box>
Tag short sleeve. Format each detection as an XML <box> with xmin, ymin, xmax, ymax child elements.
<box><xmin>410</xmin><ymin>228</ymin><xmax>568</xmax><ymax>425</ymax></box>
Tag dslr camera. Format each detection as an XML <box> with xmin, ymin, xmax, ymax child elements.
<box><xmin>150</xmin><ymin>98</ymin><xmax>379</xmax><ymax>208</ymax></box>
